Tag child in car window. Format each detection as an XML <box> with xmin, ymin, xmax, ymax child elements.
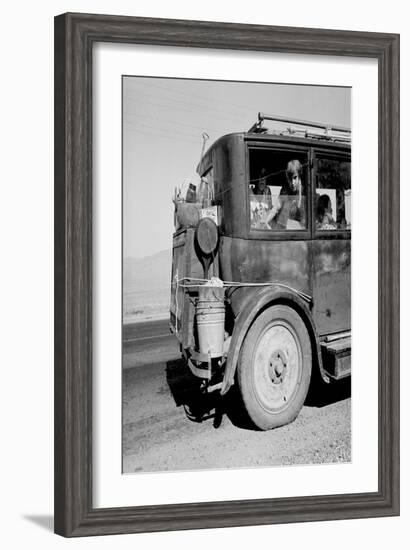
<box><xmin>250</xmin><ymin>167</ymin><xmax>273</xmax><ymax>228</ymax></box>
<box><xmin>316</xmin><ymin>193</ymin><xmax>337</xmax><ymax>229</ymax></box>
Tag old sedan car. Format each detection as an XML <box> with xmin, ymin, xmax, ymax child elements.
<box><xmin>170</xmin><ymin>113</ymin><xmax>351</xmax><ymax>430</ymax></box>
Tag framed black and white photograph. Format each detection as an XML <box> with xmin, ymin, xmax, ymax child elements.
<box><xmin>122</xmin><ymin>77</ymin><xmax>352</xmax><ymax>474</ymax></box>
<box><xmin>54</xmin><ymin>13</ymin><xmax>399</xmax><ymax>537</ymax></box>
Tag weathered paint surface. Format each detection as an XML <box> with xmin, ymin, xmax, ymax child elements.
<box><xmin>219</xmin><ymin>236</ymin><xmax>311</xmax><ymax>317</ymax></box>
<box><xmin>311</xmin><ymin>239</ymin><xmax>350</xmax><ymax>335</ymax></box>
<box><xmin>219</xmin><ymin>235</ymin><xmax>350</xmax><ymax>337</ymax></box>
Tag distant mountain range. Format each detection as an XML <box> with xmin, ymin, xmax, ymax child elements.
<box><xmin>123</xmin><ymin>250</ymin><xmax>172</xmax><ymax>321</ymax></box>
<box><xmin>123</xmin><ymin>249</ymin><xmax>172</xmax><ymax>293</ymax></box>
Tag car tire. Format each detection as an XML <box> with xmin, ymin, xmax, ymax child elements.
<box><xmin>237</xmin><ymin>304</ymin><xmax>312</xmax><ymax>430</ymax></box>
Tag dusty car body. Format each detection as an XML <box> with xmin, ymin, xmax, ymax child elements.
<box><xmin>170</xmin><ymin>113</ymin><xmax>351</xmax><ymax>430</ymax></box>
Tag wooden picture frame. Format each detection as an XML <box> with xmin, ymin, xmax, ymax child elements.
<box><xmin>54</xmin><ymin>12</ymin><xmax>400</xmax><ymax>537</ymax></box>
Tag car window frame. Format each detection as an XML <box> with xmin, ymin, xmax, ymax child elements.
<box><xmin>245</xmin><ymin>141</ymin><xmax>312</xmax><ymax>241</ymax></box>
<box><xmin>312</xmin><ymin>147</ymin><xmax>352</xmax><ymax>240</ymax></box>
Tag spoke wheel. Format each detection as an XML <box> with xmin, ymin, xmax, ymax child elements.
<box><xmin>237</xmin><ymin>305</ymin><xmax>311</xmax><ymax>430</ymax></box>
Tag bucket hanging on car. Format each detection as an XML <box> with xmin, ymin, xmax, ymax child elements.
<box><xmin>196</xmin><ymin>283</ymin><xmax>225</xmax><ymax>358</ymax></box>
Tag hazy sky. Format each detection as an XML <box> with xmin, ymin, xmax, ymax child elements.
<box><xmin>123</xmin><ymin>77</ymin><xmax>350</xmax><ymax>259</ymax></box>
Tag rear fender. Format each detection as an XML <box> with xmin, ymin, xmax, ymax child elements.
<box><xmin>221</xmin><ymin>286</ymin><xmax>327</xmax><ymax>395</ymax></box>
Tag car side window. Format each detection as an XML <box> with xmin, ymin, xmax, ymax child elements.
<box><xmin>315</xmin><ymin>156</ymin><xmax>351</xmax><ymax>231</ymax></box>
<box><xmin>249</xmin><ymin>149</ymin><xmax>308</xmax><ymax>231</ymax></box>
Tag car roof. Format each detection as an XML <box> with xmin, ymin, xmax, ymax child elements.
<box><xmin>198</xmin><ymin>131</ymin><xmax>350</xmax><ymax>174</ymax></box>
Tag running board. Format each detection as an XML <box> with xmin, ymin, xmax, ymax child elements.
<box><xmin>321</xmin><ymin>336</ymin><xmax>351</xmax><ymax>380</ymax></box>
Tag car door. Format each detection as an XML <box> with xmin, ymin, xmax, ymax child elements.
<box><xmin>311</xmin><ymin>149</ymin><xmax>351</xmax><ymax>336</ymax></box>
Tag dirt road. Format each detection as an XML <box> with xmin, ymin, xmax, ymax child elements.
<box><xmin>122</xmin><ymin>320</ymin><xmax>351</xmax><ymax>473</ymax></box>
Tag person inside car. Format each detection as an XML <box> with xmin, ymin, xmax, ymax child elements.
<box><xmin>316</xmin><ymin>193</ymin><xmax>337</xmax><ymax>229</ymax></box>
<box><xmin>250</xmin><ymin>167</ymin><xmax>273</xmax><ymax>228</ymax></box>
<box><xmin>267</xmin><ymin>159</ymin><xmax>305</xmax><ymax>229</ymax></box>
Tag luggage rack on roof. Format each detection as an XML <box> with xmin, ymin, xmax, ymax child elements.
<box><xmin>248</xmin><ymin>112</ymin><xmax>351</xmax><ymax>143</ymax></box>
